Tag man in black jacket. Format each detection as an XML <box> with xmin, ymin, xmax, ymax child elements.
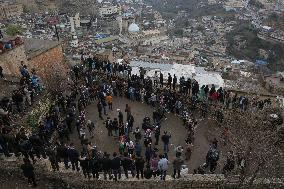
<box><xmin>121</xmin><ymin>152</ymin><xmax>135</xmax><ymax>179</ymax></box>
<box><xmin>21</xmin><ymin>158</ymin><xmax>37</xmax><ymax>187</ymax></box>
<box><xmin>161</xmin><ymin>131</ymin><xmax>171</xmax><ymax>153</ymax></box>
<box><xmin>97</xmin><ymin>102</ymin><xmax>103</xmax><ymax>120</ymax></box>
<box><xmin>79</xmin><ymin>152</ymin><xmax>91</xmax><ymax>179</ymax></box>
<box><xmin>135</xmin><ymin>155</ymin><xmax>145</xmax><ymax>179</ymax></box>
<box><xmin>29</xmin><ymin>134</ymin><xmax>46</xmax><ymax>159</ymax></box>
<box><xmin>68</xmin><ymin>143</ymin><xmax>80</xmax><ymax>171</ymax></box>
<box><xmin>173</xmin><ymin>74</ymin><xmax>177</xmax><ymax>91</ymax></box>
<box><xmin>102</xmin><ymin>152</ymin><xmax>112</xmax><ymax>180</ymax></box>
<box><xmin>127</xmin><ymin>114</ymin><xmax>134</xmax><ymax>132</ymax></box>
<box><xmin>46</xmin><ymin>146</ymin><xmax>59</xmax><ymax>171</ymax></box>
<box><xmin>111</xmin><ymin>152</ymin><xmax>121</xmax><ymax>181</ymax></box>
<box><xmin>154</xmin><ymin>126</ymin><xmax>161</xmax><ymax>145</ymax></box>
<box><xmin>57</xmin><ymin>143</ymin><xmax>69</xmax><ymax>169</ymax></box>
<box><xmin>167</xmin><ymin>73</ymin><xmax>172</xmax><ymax>89</ymax></box>
<box><xmin>144</xmin><ymin>165</ymin><xmax>153</xmax><ymax>179</ymax></box>
<box><xmin>105</xmin><ymin>117</ymin><xmax>113</xmax><ymax>136</ymax></box>
<box><xmin>160</xmin><ymin>72</ymin><xmax>164</xmax><ymax>87</ymax></box>
<box><xmin>91</xmin><ymin>151</ymin><xmax>100</xmax><ymax>179</ymax></box>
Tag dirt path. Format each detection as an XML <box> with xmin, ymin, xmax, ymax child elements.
<box><xmin>69</xmin><ymin>96</ymin><xmax>212</xmax><ymax>172</ymax></box>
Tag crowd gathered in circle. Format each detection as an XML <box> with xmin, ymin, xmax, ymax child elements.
<box><xmin>0</xmin><ymin>55</ymin><xmax>276</xmax><ymax>187</ymax></box>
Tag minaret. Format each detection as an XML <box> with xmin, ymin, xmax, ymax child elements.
<box><xmin>70</xmin><ymin>17</ymin><xmax>75</xmax><ymax>34</ymax></box>
<box><xmin>116</xmin><ymin>6</ymin><xmax>123</xmax><ymax>35</ymax></box>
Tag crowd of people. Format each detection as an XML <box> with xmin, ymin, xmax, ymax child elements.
<box><xmin>1</xmin><ymin>62</ymin><xmax>42</xmax><ymax>124</ymax></box>
<box><xmin>0</xmin><ymin>55</ymin><xmax>274</xmax><ymax>187</ymax></box>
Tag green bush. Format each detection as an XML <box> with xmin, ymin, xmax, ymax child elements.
<box><xmin>5</xmin><ymin>24</ymin><xmax>24</xmax><ymax>36</ymax></box>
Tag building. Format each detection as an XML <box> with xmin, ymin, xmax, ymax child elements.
<box><xmin>130</xmin><ymin>60</ymin><xmax>224</xmax><ymax>88</ymax></box>
<box><xmin>128</xmin><ymin>23</ymin><xmax>140</xmax><ymax>33</ymax></box>
<box><xmin>0</xmin><ymin>2</ymin><xmax>23</xmax><ymax>20</ymax></box>
<box><xmin>224</xmin><ymin>0</ymin><xmax>248</xmax><ymax>11</ymax></box>
<box><xmin>99</xmin><ymin>5</ymin><xmax>118</xmax><ymax>17</ymax></box>
<box><xmin>0</xmin><ymin>38</ymin><xmax>66</xmax><ymax>80</ymax></box>
<box><xmin>127</xmin><ymin>28</ymin><xmax>169</xmax><ymax>46</ymax></box>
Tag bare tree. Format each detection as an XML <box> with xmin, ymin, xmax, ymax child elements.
<box><xmin>44</xmin><ymin>62</ymin><xmax>71</xmax><ymax>98</ymax></box>
<box><xmin>221</xmin><ymin>107</ymin><xmax>283</xmax><ymax>187</ymax></box>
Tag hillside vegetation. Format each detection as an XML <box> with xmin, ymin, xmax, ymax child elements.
<box><xmin>226</xmin><ymin>23</ymin><xmax>284</xmax><ymax>72</ymax></box>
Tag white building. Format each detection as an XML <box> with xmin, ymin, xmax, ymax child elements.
<box><xmin>224</xmin><ymin>0</ymin><xmax>249</xmax><ymax>11</ymax></box>
<box><xmin>128</xmin><ymin>23</ymin><xmax>140</xmax><ymax>33</ymax></box>
<box><xmin>130</xmin><ymin>61</ymin><xmax>224</xmax><ymax>88</ymax></box>
<box><xmin>99</xmin><ymin>6</ymin><xmax>118</xmax><ymax>17</ymax></box>
<box><xmin>74</xmin><ymin>13</ymin><xmax>80</xmax><ymax>28</ymax></box>
<box><xmin>70</xmin><ymin>35</ymin><xmax>79</xmax><ymax>48</ymax></box>
<box><xmin>69</xmin><ymin>13</ymin><xmax>80</xmax><ymax>34</ymax></box>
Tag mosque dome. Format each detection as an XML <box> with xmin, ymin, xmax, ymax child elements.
<box><xmin>128</xmin><ymin>23</ymin><xmax>140</xmax><ymax>33</ymax></box>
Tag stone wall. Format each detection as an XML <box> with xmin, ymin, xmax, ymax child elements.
<box><xmin>0</xmin><ymin>44</ymin><xmax>28</xmax><ymax>76</ymax></box>
<box><xmin>27</xmin><ymin>45</ymin><xmax>66</xmax><ymax>79</ymax></box>
<box><xmin>0</xmin><ymin>160</ymin><xmax>283</xmax><ymax>189</ymax></box>
<box><xmin>0</xmin><ymin>44</ymin><xmax>67</xmax><ymax>80</ymax></box>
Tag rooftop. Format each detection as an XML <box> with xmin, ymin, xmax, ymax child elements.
<box><xmin>24</xmin><ymin>38</ymin><xmax>60</xmax><ymax>59</ymax></box>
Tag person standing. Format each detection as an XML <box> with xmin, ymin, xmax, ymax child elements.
<box><xmin>150</xmin><ymin>154</ymin><xmax>159</xmax><ymax>178</ymax></box>
<box><xmin>97</xmin><ymin>102</ymin><xmax>103</xmax><ymax>120</ymax></box>
<box><xmin>113</xmin><ymin>118</ymin><xmax>119</xmax><ymax>137</ymax></box>
<box><xmin>144</xmin><ymin>165</ymin><xmax>153</xmax><ymax>179</ymax></box>
<box><xmin>79</xmin><ymin>152</ymin><xmax>91</xmax><ymax>179</ymax></box>
<box><xmin>134</xmin><ymin>127</ymin><xmax>142</xmax><ymax>141</ymax></box>
<box><xmin>106</xmin><ymin>94</ymin><xmax>113</xmax><ymax>110</ymax></box>
<box><xmin>102</xmin><ymin>152</ymin><xmax>112</xmax><ymax>180</ymax></box>
<box><xmin>135</xmin><ymin>155</ymin><xmax>145</xmax><ymax>180</ymax></box>
<box><xmin>154</xmin><ymin>126</ymin><xmax>161</xmax><ymax>145</ymax></box>
<box><xmin>159</xmin><ymin>72</ymin><xmax>164</xmax><ymax>87</ymax></box>
<box><xmin>125</xmin><ymin>104</ymin><xmax>131</xmax><ymax>119</ymax></box>
<box><xmin>105</xmin><ymin>117</ymin><xmax>113</xmax><ymax>136</ymax></box>
<box><xmin>205</xmin><ymin>144</ymin><xmax>220</xmax><ymax>173</ymax></box>
<box><xmin>185</xmin><ymin>143</ymin><xmax>193</xmax><ymax>161</ymax></box>
<box><xmin>158</xmin><ymin>154</ymin><xmax>169</xmax><ymax>180</ymax></box>
<box><xmin>87</xmin><ymin>120</ymin><xmax>95</xmax><ymax>138</ymax></box>
<box><xmin>127</xmin><ymin>113</ymin><xmax>134</xmax><ymax>132</ymax></box>
<box><xmin>173</xmin><ymin>74</ymin><xmax>177</xmax><ymax>91</ymax></box>
<box><xmin>68</xmin><ymin>143</ymin><xmax>80</xmax><ymax>171</ymax></box>
<box><xmin>111</xmin><ymin>152</ymin><xmax>121</xmax><ymax>181</ymax></box>
<box><xmin>45</xmin><ymin>146</ymin><xmax>59</xmax><ymax>171</ymax></box>
<box><xmin>0</xmin><ymin>29</ymin><xmax>3</xmax><ymax>39</ymax></box>
<box><xmin>56</xmin><ymin>143</ymin><xmax>69</xmax><ymax>169</ymax></box>
<box><xmin>121</xmin><ymin>152</ymin><xmax>135</xmax><ymax>179</ymax></box>
<box><xmin>0</xmin><ymin>66</ymin><xmax>4</xmax><ymax>79</ymax></box>
<box><xmin>135</xmin><ymin>141</ymin><xmax>142</xmax><ymax>157</ymax></box>
<box><xmin>118</xmin><ymin>109</ymin><xmax>123</xmax><ymax>124</ymax></box>
<box><xmin>90</xmin><ymin>152</ymin><xmax>100</xmax><ymax>179</ymax></box>
<box><xmin>167</xmin><ymin>73</ymin><xmax>172</xmax><ymax>89</ymax></box>
<box><xmin>161</xmin><ymin>131</ymin><xmax>171</xmax><ymax>153</ymax></box>
<box><xmin>172</xmin><ymin>155</ymin><xmax>184</xmax><ymax>179</ymax></box>
<box><xmin>21</xmin><ymin>158</ymin><xmax>37</xmax><ymax>187</ymax></box>
<box><xmin>222</xmin><ymin>151</ymin><xmax>235</xmax><ymax>174</ymax></box>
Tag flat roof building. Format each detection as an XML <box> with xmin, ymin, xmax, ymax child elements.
<box><xmin>0</xmin><ymin>2</ymin><xmax>23</xmax><ymax>20</ymax></box>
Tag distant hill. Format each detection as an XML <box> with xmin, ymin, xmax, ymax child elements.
<box><xmin>55</xmin><ymin>0</ymin><xmax>97</xmax><ymax>16</ymax></box>
<box><xmin>226</xmin><ymin>22</ymin><xmax>284</xmax><ymax>72</ymax></box>
<box><xmin>263</xmin><ymin>12</ymin><xmax>284</xmax><ymax>30</ymax></box>
<box><xmin>145</xmin><ymin>0</ymin><xmax>235</xmax><ymax>20</ymax></box>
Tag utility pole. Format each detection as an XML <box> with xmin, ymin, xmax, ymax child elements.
<box><xmin>54</xmin><ymin>25</ymin><xmax>60</xmax><ymax>41</ymax></box>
